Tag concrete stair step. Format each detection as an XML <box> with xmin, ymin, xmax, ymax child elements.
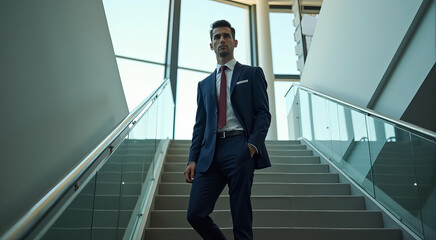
<box><xmin>269</xmin><ymin>149</ymin><xmax>314</xmax><ymax>156</ymax></box>
<box><xmin>170</xmin><ymin>141</ymin><xmax>305</xmax><ymax>149</ymax></box>
<box><xmin>167</xmin><ymin>147</ymin><xmax>309</xmax><ymax>155</ymax></box>
<box><xmin>171</xmin><ymin>140</ymin><xmax>191</xmax><ymax>144</ymax></box>
<box><xmin>253</xmin><ymin>172</ymin><xmax>339</xmax><ymax>183</ymax></box>
<box><xmin>165</xmin><ymin>155</ymin><xmax>320</xmax><ymax>164</ymax></box>
<box><xmin>168</xmin><ymin>144</ymin><xmax>191</xmax><ymax>149</ymax></box>
<box><xmin>142</xmin><ymin>140</ymin><xmax>403</xmax><ymax>240</ymax></box>
<box><xmin>150</xmin><ymin>210</ymin><xmax>383</xmax><ymax>228</ymax></box>
<box><xmin>158</xmin><ymin>183</ymin><xmax>351</xmax><ymax>195</ymax></box>
<box><xmin>265</xmin><ymin>140</ymin><xmax>301</xmax><ymax>145</ymax></box>
<box><xmin>257</xmin><ymin>164</ymin><xmax>329</xmax><ymax>173</ymax></box>
<box><xmin>161</xmin><ymin>172</ymin><xmax>339</xmax><ymax>183</ymax></box>
<box><xmin>145</xmin><ymin>227</ymin><xmax>402</xmax><ymax>240</ymax></box>
<box><xmin>164</xmin><ymin>163</ymin><xmax>329</xmax><ymax>173</ymax></box>
<box><xmin>154</xmin><ymin>195</ymin><xmax>365</xmax><ymax>210</ymax></box>
<box><xmin>268</xmin><ymin>144</ymin><xmax>306</xmax><ymax>149</ymax></box>
<box><xmin>267</xmin><ymin>156</ymin><xmax>321</xmax><ymax>164</ymax></box>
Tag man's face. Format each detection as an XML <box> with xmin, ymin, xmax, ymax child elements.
<box><xmin>210</xmin><ymin>27</ymin><xmax>238</xmax><ymax>58</ymax></box>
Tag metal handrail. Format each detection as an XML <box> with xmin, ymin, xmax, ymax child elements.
<box><xmin>288</xmin><ymin>83</ymin><xmax>436</xmax><ymax>141</ymax></box>
<box><xmin>1</xmin><ymin>78</ymin><xmax>171</xmax><ymax>240</ymax></box>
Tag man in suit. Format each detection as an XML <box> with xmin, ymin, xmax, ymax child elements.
<box><xmin>184</xmin><ymin>20</ymin><xmax>271</xmax><ymax>240</ymax></box>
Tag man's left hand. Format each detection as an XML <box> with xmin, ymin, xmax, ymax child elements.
<box><xmin>248</xmin><ymin>144</ymin><xmax>256</xmax><ymax>158</ymax></box>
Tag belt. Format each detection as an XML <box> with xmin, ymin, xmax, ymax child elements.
<box><xmin>217</xmin><ymin>130</ymin><xmax>245</xmax><ymax>139</ymax></box>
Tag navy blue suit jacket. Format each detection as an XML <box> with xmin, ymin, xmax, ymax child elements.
<box><xmin>188</xmin><ymin>62</ymin><xmax>271</xmax><ymax>172</ymax></box>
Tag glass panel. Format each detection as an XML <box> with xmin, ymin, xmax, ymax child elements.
<box><xmin>156</xmin><ymin>83</ymin><xmax>175</xmax><ymax>141</ymax></box>
<box><xmin>102</xmin><ymin>0</ymin><xmax>170</xmax><ymax>63</ymax></box>
<box><xmin>122</xmin><ymin>101</ymin><xmax>158</xmax><ymax>237</ymax></box>
<box><xmin>179</xmin><ymin>0</ymin><xmax>250</xmax><ymax>71</ymax></box>
<box><xmin>290</xmin><ymin>87</ymin><xmax>436</xmax><ymax>238</ymax></box>
<box><xmin>340</xmin><ymin>110</ymin><xmax>373</xmax><ymax>194</ymax></box>
<box><xmin>175</xmin><ymin>69</ymin><xmax>209</xmax><ymax>139</ymax></box>
<box><xmin>285</xmin><ymin>85</ymin><xmax>296</xmax><ymax>116</ymax></box>
<box><xmin>116</xmin><ymin>58</ymin><xmax>164</xmax><ymax>111</ymax></box>
<box><xmin>92</xmin><ymin>146</ymin><xmax>126</xmax><ymax>240</ymax></box>
<box><xmin>298</xmin><ymin>89</ymin><xmax>312</xmax><ymax>140</ymax></box>
<box><xmin>310</xmin><ymin>94</ymin><xmax>332</xmax><ymax>157</ymax></box>
<box><xmin>269</xmin><ymin>12</ymin><xmax>299</xmax><ymax>75</ymax></box>
<box><xmin>274</xmin><ymin>81</ymin><xmax>293</xmax><ymax>140</ymax></box>
<box><xmin>412</xmin><ymin>134</ymin><xmax>436</xmax><ymax>240</ymax></box>
<box><xmin>39</xmin><ymin>80</ymin><xmax>173</xmax><ymax>239</ymax></box>
<box><xmin>325</xmin><ymin>101</ymin><xmax>344</xmax><ymax>168</ymax></box>
<box><xmin>284</xmin><ymin>85</ymin><xmax>300</xmax><ymax>140</ymax></box>
<box><xmin>368</xmin><ymin>118</ymin><xmax>422</xmax><ymax>237</ymax></box>
<box><xmin>40</xmin><ymin>176</ymin><xmax>96</xmax><ymax>240</ymax></box>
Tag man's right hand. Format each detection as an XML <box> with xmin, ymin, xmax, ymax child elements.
<box><xmin>184</xmin><ymin>162</ymin><xmax>196</xmax><ymax>183</ymax></box>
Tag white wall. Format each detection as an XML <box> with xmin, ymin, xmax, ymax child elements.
<box><xmin>0</xmin><ymin>0</ymin><xmax>128</xmax><ymax>234</ymax></box>
<box><xmin>373</xmin><ymin>0</ymin><xmax>436</xmax><ymax>119</ymax></box>
<box><xmin>301</xmin><ymin>0</ymin><xmax>423</xmax><ymax>109</ymax></box>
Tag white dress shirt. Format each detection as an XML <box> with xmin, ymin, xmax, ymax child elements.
<box><xmin>215</xmin><ymin>59</ymin><xmax>258</xmax><ymax>153</ymax></box>
<box><xmin>216</xmin><ymin>58</ymin><xmax>244</xmax><ymax>133</ymax></box>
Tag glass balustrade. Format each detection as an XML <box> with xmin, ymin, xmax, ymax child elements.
<box><xmin>40</xmin><ymin>82</ymin><xmax>174</xmax><ymax>240</ymax></box>
<box><xmin>286</xmin><ymin>85</ymin><xmax>436</xmax><ymax>239</ymax></box>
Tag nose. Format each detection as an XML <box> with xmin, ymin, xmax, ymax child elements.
<box><xmin>220</xmin><ymin>36</ymin><xmax>225</xmax><ymax>42</ymax></box>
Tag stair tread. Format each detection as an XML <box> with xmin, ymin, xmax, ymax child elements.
<box><xmin>152</xmin><ymin>209</ymin><xmax>379</xmax><ymax>213</ymax></box>
<box><xmin>143</xmin><ymin>141</ymin><xmax>402</xmax><ymax>240</ymax></box>
<box><xmin>147</xmin><ymin>227</ymin><xmax>399</xmax><ymax>229</ymax></box>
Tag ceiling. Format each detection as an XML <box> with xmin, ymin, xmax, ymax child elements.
<box><xmin>231</xmin><ymin>0</ymin><xmax>323</xmax><ymax>7</ymax></box>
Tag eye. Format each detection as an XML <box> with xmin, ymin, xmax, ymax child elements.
<box><xmin>213</xmin><ymin>35</ymin><xmax>220</xmax><ymax>40</ymax></box>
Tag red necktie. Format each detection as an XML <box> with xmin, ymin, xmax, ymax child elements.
<box><xmin>217</xmin><ymin>65</ymin><xmax>227</xmax><ymax>128</ymax></box>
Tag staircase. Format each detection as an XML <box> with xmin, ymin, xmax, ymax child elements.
<box><xmin>145</xmin><ymin>140</ymin><xmax>402</xmax><ymax>240</ymax></box>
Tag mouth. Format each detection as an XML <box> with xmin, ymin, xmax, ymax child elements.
<box><xmin>218</xmin><ymin>45</ymin><xmax>227</xmax><ymax>50</ymax></box>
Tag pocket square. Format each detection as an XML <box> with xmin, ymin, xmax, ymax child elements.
<box><xmin>236</xmin><ymin>79</ymin><xmax>249</xmax><ymax>85</ymax></box>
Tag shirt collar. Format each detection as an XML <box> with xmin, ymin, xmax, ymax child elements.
<box><xmin>217</xmin><ymin>58</ymin><xmax>237</xmax><ymax>73</ymax></box>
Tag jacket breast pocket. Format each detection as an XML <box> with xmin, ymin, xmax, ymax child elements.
<box><xmin>236</xmin><ymin>79</ymin><xmax>249</xmax><ymax>85</ymax></box>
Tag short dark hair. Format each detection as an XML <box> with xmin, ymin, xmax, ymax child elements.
<box><xmin>210</xmin><ymin>20</ymin><xmax>236</xmax><ymax>41</ymax></box>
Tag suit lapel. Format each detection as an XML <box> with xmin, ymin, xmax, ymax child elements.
<box><xmin>230</xmin><ymin>62</ymin><xmax>242</xmax><ymax>96</ymax></box>
<box><xmin>209</xmin><ymin>70</ymin><xmax>218</xmax><ymax>109</ymax></box>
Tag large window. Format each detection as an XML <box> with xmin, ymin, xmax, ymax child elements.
<box><xmin>116</xmin><ymin>59</ymin><xmax>165</xmax><ymax>110</ymax></box>
<box><xmin>103</xmin><ymin>0</ymin><xmax>299</xmax><ymax>140</ymax></box>
<box><xmin>175</xmin><ymin>0</ymin><xmax>250</xmax><ymax>139</ymax></box>
<box><xmin>103</xmin><ymin>0</ymin><xmax>170</xmax><ymax>111</ymax></box>
<box><xmin>175</xmin><ymin>69</ymin><xmax>209</xmax><ymax>139</ymax></box>
<box><xmin>270</xmin><ymin>11</ymin><xmax>299</xmax><ymax>75</ymax></box>
<box><xmin>270</xmin><ymin>10</ymin><xmax>300</xmax><ymax>140</ymax></box>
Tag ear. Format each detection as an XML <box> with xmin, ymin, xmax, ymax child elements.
<box><xmin>210</xmin><ymin>43</ymin><xmax>213</xmax><ymax>50</ymax></box>
<box><xmin>234</xmin><ymin>39</ymin><xmax>238</xmax><ymax>48</ymax></box>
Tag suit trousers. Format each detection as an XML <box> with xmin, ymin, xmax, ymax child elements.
<box><xmin>187</xmin><ymin>135</ymin><xmax>255</xmax><ymax>240</ymax></box>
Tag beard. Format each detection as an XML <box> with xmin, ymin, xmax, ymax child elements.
<box><xmin>218</xmin><ymin>50</ymin><xmax>230</xmax><ymax>58</ymax></box>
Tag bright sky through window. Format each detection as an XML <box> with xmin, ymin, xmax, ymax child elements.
<box><xmin>103</xmin><ymin>0</ymin><xmax>298</xmax><ymax>140</ymax></box>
